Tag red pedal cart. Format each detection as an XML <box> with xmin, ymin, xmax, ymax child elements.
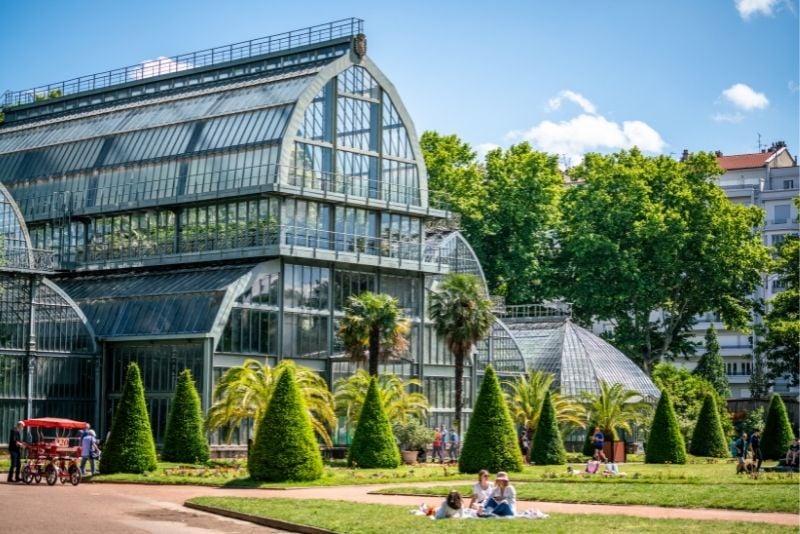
<box><xmin>21</xmin><ymin>418</ymin><xmax>87</xmax><ymax>486</ymax></box>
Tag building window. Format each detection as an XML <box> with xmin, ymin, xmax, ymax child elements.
<box><xmin>773</xmin><ymin>204</ymin><xmax>790</xmax><ymax>224</ymax></box>
<box><xmin>783</xmin><ymin>179</ymin><xmax>795</xmax><ymax>190</ymax></box>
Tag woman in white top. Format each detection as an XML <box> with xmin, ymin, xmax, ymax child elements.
<box><xmin>481</xmin><ymin>471</ymin><xmax>516</xmax><ymax>517</ymax></box>
<box><xmin>469</xmin><ymin>469</ymin><xmax>494</xmax><ymax>510</ymax></box>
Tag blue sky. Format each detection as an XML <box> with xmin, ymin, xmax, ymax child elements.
<box><xmin>1</xmin><ymin>0</ymin><xmax>797</xmax><ymax>164</ymax></box>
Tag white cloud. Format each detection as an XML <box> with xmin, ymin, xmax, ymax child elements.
<box><xmin>545</xmin><ymin>90</ymin><xmax>597</xmax><ymax>114</ymax></box>
<box><xmin>735</xmin><ymin>0</ymin><xmax>778</xmax><ymax>19</ymax></box>
<box><xmin>789</xmin><ymin>80</ymin><xmax>800</xmax><ymax>93</ymax></box>
<box><xmin>507</xmin><ymin>91</ymin><xmax>665</xmax><ymax>168</ymax></box>
<box><xmin>721</xmin><ymin>83</ymin><xmax>769</xmax><ymax>110</ymax></box>
<box><xmin>130</xmin><ymin>56</ymin><xmax>194</xmax><ymax>81</ymax></box>
<box><xmin>475</xmin><ymin>143</ymin><xmax>501</xmax><ymax>161</ymax></box>
<box><xmin>712</xmin><ymin>112</ymin><xmax>746</xmax><ymax>123</ymax></box>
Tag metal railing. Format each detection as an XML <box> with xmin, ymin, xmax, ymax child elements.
<box><xmin>70</xmin><ymin>224</ymin><xmax>461</xmax><ymax>270</ymax></box>
<box><xmin>0</xmin><ymin>240</ymin><xmax>55</xmax><ymax>271</ymax></box>
<box><xmin>16</xmin><ymin>161</ymin><xmax>437</xmax><ymax>221</ymax></box>
<box><xmin>499</xmin><ymin>303</ymin><xmax>572</xmax><ymax>319</ymax></box>
<box><xmin>3</xmin><ymin>18</ymin><xmax>363</xmax><ymax>107</ymax></box>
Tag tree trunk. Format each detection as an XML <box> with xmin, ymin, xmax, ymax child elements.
<box><xmin>454</xmin><ymin>348</ymin><xmax>464</xmax><ymax>433</ymax></box>
<box><xmin>368</xmin><ymin>326</ymin><xmax>380</xmax><ymax>376</ymax></box>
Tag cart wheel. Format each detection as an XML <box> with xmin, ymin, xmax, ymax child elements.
<box><xmin>45</xmin><ymin>465</ymin><xmax>57</xmax><ymax>486</ymax></box>
<box><xmin>21</xmin><ymin>466</ymin><xmax>33</xmax><ymax>485</ymax></box>
<box><xmin>70</xmin><ymin>470</ymin><xmax>81</xmax><ymax>486</ymax></box>
<box><xmin>34</xmin><ymin>472</ymin><xmax>42</xmax><ymax>484</ymax></box>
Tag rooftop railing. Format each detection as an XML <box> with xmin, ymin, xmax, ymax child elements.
<box><xmin>499</xmin><ymin>304</ymin><xmax>572</xmax><ymax>319</ymax></box>
<box><xmin>0</xmin><ymin>239</ymin><xmax>56</xmax><ymax>271</ymax></box>
<box><xmin>3</xmin><ymin>18</ymin><xmax>364</xmax><ymax>107</ymax></box>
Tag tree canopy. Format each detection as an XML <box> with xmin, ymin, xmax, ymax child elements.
<box><xmin>757</xmin><ymin>233</ymin><xmax>799</xmax><ymax>386</ymax></box>
<box><xmin>692</xmin><ymin>327</ymin><xmax>730</xmax><ymax>398</ymax></box>
<box><xmin>553</xmin><ymin>149</ymin><xmax>769</xmax><ymax>373</ymax></box>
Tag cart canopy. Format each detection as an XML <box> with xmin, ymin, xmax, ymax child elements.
<box><xmin>22</xmin><ymin>418</ymin><xmax>88</xmax><ymax>429</ymax></box>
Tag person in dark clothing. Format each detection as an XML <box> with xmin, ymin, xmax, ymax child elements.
<box><xmin>749</xmin><ymin>428</ymin><xmax>763</xmax><ymax>471</ymax></box>
<box><xmin>593</xmin><ymin>427</ymin><xmax>608</xmax><ymax>461</ymax></box>
<box><xmin>7</xmin><ymin>421</ymin><xmax>25</xmax><ymax>483</ymax></box>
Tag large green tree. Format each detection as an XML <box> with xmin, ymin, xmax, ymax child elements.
<box><xmin>553</xmin><ymin>149</ymin><xmax>770</xmax><ymax>373</ymax></box>
<box><xmin>338</xmin><ymin>292</ymin><xmax>410</xmax><ymax>377</ymax></box>
<box><xmin>757</xmin><ymin>233</ymin><xmax>799</xmax><ymax>386</ymax></box>
<box><xmin>459</xmin><ymin>366</ymin><xmax>524</xmax><ymax>473</ymax></box>
<box><xmin>421</xmin><ymin>134</ymin><xmax>563</xmax><ymax>304</ymax></box>
<box><xmin>579</xmin><ymin>381</ymin><xmax>651</xmax><ymax>449</ymax></box>
<box><xmin>205</xmin><ymin>359</ymin><xmax>335</xmax><ymax>446</ymax></box>
<box><xmin>248</xmin><ymin>365</ymin><xmax>324</xmax><ymax>481</ymax></box>
<box><xmin>429</xmin><ymin>273</ymin><xmax>494</xmax><ymax>431</ymax></box>
<box><xmin>652</xmin><ymin>363</ymin><xmax>733</xmax><ymax>439</ymax></box>
<box><xmin>161</xmin><ymin>369</ymin><xmax>209</xmax><ymax>463</ymax></box>
<box><xmin>692</xmin><ymin>327</ymin><xmax>730</xmax><ymax>398</ymax></box>
<box><xmin>99</xmin><ymin>363</ymin><xmax>157</xmax><ymax>474</ymax></box>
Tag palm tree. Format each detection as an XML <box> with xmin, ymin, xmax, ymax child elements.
<box><xmin>579</xmin><ymin>381</ymin><xmax>651</xmax><ymax>460</ymax></box>
<box><xmin>334</xmin><ymin>369</ymin><xmax>430</xmax><ymax>426</ymax></box>
<box><xmin>338</xmin><ymin>292</ymin><xmax>410</xmax><ymax>376</ymax></box>
<box><xmin>206</xmin><ymin>359</ymin><xmax>335</xmax><ymax>446</ymax></box>
<box><xmin>429</xmin><ymin>273</ymin><xmax>494</xmax><ymax>432</ymax></box>
<box><xmin>504</xmin><ymin>370</ymin><xmax>585</xmax><ymax>439</ymax></box>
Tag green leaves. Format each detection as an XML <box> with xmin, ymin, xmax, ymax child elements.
<box><xmin>162</xmin><ymin>369</ymin><xmax>209</xmax><ymax>463</ymax></box>
<box><xmin>761</xmin><ymin>394</ymin><xmax>794</xmax><ymax>460</ymax></box>
<box><xmin>347</xmin><ymin>377</ymin><xmax>401</xmax><ymax>469</ymax></box>
<box><xmin>249</xmin><ymin>364</ymin><xmax>324</xmax><ymax>481</ymax></box>
<box><xmin>689</xmin><ymin>394</ymin><xmax>728</xmax><ymax>458</ymax></box>
<box><xmin>645</xmin><ymin>391</ymin><xmax>687</xmax><ymax>464</ymax></box>
<box><xmin>530</xmin><ymin>391</ymin><xmax>567</xmax><ymax>465</ymax></box>
<box><xmin>100</xmin><ymin>363</ymin><xmax>157</xmax><ymax>474</ymax></box>
<box><xmin>692</xmin><ymin>327</ymin><xmax>731</xmax><ymax>398</ymax></box>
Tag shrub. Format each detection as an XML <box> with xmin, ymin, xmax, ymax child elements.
<box><xmin>645</xmin><ymin>391</ymin><xmax>686</xmax><ymax>464</ymax></box>
<box><xmin>459</xmin><ymin>366</ymin><xmax>524</xmax><ymax>473</ymax></box>
<box><xmin>530</xmin><ymin>391</ymin><xmax>567</xmax><ymax>465</ymax></box>
<box><xmin>581</xmin><ymin>422</ymin><xmax>596</xmax><ymax>457</ymax></box>
<box><xmin>249</xmin><ymin>364</ymin><xmax>324</xmax><ymax>481</ymax></box>
<box><xmin>161</xmin><ymin>369</ymin><xmax>209</xmax><ymax>463</ymax></box>
<box><xmin>347</xmin><ymin>376</ymin><xmax>401</xmax><ymax>468</ymax></box>
<box><xmin>761</xmin><ymin>394</ymin><xmax>795</xmax><ymax>460</ymax></box>
<box><xmin>689</xmin><ymin>394</ymin><xmax>728</xmax><ymax>457</ymax></box>
<box><xmin>99</xmin><ymin>363</ymin><xmax>157</xmax><ymax>474</ymax></box>
<box><xmin>393</xmin><ymin>418</ymin><xmax>436</xmax><ymax>451</ymax></box>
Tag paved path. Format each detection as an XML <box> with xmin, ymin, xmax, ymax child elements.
<box><xmin>2</xmin><ymin>479</ymin><xmax>797</xmax><ymax>532</ymax></box>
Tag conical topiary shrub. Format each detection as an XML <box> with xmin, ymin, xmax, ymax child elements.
<box><xmin>762</xmin><ymin>394</ymin><xmax>795</xmax><ymax>460</ymax></box>
<box><xmin>645</xmin><ymin>391</ymin><xmax>686</xmax><ymax>464</ymax></box>
<box><xmin>347</xmin><ymin>376</ymin><xmax>401</xmax><ymax>468</ymax></box>
<box><xmin>249</xmin><ymin>364</ymin><xmax>324</xmax><ymax>481</ymax></box>
<box><xmin>161</xmin><ymin>369</ymin><xmax>209</xmax><ymax>463</ymax></box>
<box><xmin>582</xmin><ymin>420</ymin><xmax>598</xmax><ymax>457</ymax></box>
<box><xmin>689</xmin><ymin>394</ymin><xmax>728</xmax><ymax>457</ymax></box>
<box><xmin>530</xmin><ymin>391</ymin><xmax>567</xmax><ymax>465</ymax></box>
<box><xmin>99</xmin><ymin>362</ymin><xmax>157</xmax><ymax>474</ymax></box>
<box><xmin>459</xmin><ymin>366</ymin><xmax>524</xmax><ymax>473</ymax></box>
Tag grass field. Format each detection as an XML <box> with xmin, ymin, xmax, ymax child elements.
<box><xmin>186</xmin><ymin>497</ymin><xmax>798</xmax><ymax>534</ymax></box>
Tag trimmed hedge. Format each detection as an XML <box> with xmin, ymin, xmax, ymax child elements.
<box><xmin>530</xmin><ymin>391</ymin><xmax>567</xmax><ymax>465</ymax></box>
<box><xmin>99</xmin><ymin>363</ymin><xmax>157</xmax><ymax>474</ymax></box>
<box><xmin>161</xmin><ymin>369</ymin><xmax>209</xmax><ymax>463</ymax></box>
<box><xmin>645</xmin><ymin>391</ymin><xmax>686</xmax><ymax>464</ymax></box>
<box><xmin>689</xmin><ymin>394</ymin><xmax>728</xmax><ymax>457</ymax></box>
<box><xmin>347</xmin><ymin>376</ymin><xmax>401</xmax><ymax>468</ymax></box>
<box><xmin>459</xmin><ymin>366</ymin><xmax>524</xmax><ymax>473</ymax></box>
<box><xmin>249</xmin><ymin>365</ymin><xmax>324</xmax><ymax>481</ymax></box>
<box><xmin>762</xmin><ymin>394</ymin><xmax>795</xmax><ymax>460</ymax></box>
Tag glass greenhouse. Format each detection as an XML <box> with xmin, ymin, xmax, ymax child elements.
<box><xmin>0</xmin><ymin>19</ymin><xmax>657</xmax><ymax>446</ymax></box>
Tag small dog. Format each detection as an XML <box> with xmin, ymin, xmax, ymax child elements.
<box><xmin>736</xmin><ymin>459</ymin><xmax>756</xmax><ymax>476</ymax></box>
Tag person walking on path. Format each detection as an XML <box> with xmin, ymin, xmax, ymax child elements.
<box><xmin>448</xmin><ymin>428</ymin><xmax>460</xmax><ymax>461</ymax></box>
<box><xmin>7</xmin><ymin>421</ymin><xmax>25</xmax><ymax>483</ymax></box>
<box><xmin>432</xmin><ymin>428</ymin><xmax>444</xmax><ymax>463</ymax></box>
<box><xmin>749</xmin><ymin>429</ymin><xmax>763</xmax><ymax>472</ymax></box>
<box><xmin>80</xmin><ymin>429</ymin><xmax>100</xmax><ymax>476</ymax></box>
<box><xmin>593</xmin><ymin>426</ymin><xmax>608</xmax><ymax>461</ymax></box>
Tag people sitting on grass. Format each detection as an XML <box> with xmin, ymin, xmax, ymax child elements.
<box><xmin>469</xmin><ymin>469</ymin><xmax>494</xmax><ymax>512</ymax></box>
<box><xmin>568</xmin><ymin>459</ymin><xmax>601</xmax><ymax>476</ymax></box>
<box><xmin>602</xmin><ymin>461</ymin><xmax>625</xmax><ymax>477</ymax></box>
<box><xmin>480</xmin><ymin>471</ymin><xmax>516</xmax><ymax>517</ymax></box>
<box><xmin>434</xmin><ymin>490</ymin><xmax>465</xmax><ymax>519</ymax></box>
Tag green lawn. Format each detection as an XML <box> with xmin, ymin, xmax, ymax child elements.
<box><xmin>186</xmin><ymin>497</ymin><xmax>797</xmax><ymax>534</ymax></box>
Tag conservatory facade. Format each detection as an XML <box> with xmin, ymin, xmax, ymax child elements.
<box><xmin>0</xmin><ymin>19</ymin><xmax>656</xmax><ymax>445</ymax></box>
<box><xmin>0</xmin><ymin>19</ymin><xmax>529</xmax><ymax>443</ymax></box>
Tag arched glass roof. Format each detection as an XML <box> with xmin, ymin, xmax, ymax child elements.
<box><xmin>504</xmin><ymin>317</ymin><xmax>660</xmax><ymax>401</ymax></box>
<box><xmin>0</xmin><ymin>181</ymin><xmax>33</xmax><ymax>270</ymax></box>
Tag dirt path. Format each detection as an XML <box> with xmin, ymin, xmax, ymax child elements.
<box><xmin>95</xmin><ymin>481</ymin><xmax>799</xmax><ymax>527</ymax></box>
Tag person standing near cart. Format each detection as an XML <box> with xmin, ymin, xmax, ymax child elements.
<box><xmin>7</xmin><ymin>421</ymin><xmax>25</xmax><ymax>483</ymax></box>
<box><xmin>80</xmin><ymin>429</ymin><xmax>99</xmax><ymax>476</ymax></box>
